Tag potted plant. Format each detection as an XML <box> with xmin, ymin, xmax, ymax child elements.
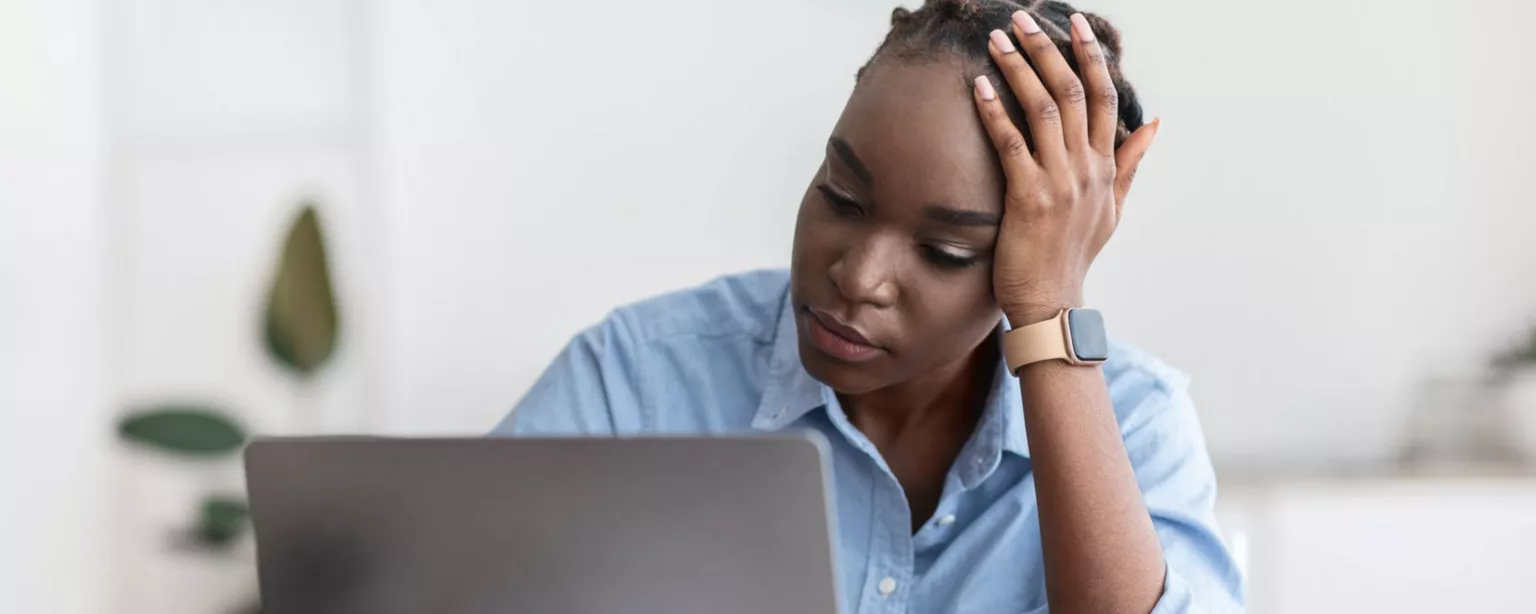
<box><xmin>117</xmin><ymin>202</ymin><xmax>339</xmax><ymax>614</ymax></box>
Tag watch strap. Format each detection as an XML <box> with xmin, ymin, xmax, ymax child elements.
<box><xmin>1002</xmin><ymin>310</ymin><xmax>1071</xmax><ymax>374</ymax></box>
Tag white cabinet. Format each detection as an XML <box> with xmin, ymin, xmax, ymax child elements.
<box><xmin>1217</xmin><ymin>475</ymin><xmax>1536</xmax><ymax>614</ymax></box>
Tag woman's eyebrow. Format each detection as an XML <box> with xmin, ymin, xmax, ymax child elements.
<box><xmin>923</xmin><ymin>204</ymin><xmax>1000</xmax><ymax>227</ymax></box>
<box><xmin>828</xmin><ymin>136</ymin><xmax>873</xmax><ymax>185</ymax></box>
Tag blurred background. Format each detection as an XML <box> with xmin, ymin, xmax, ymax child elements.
<box><xmin>4</xmin><ymin>0</ymin><xmax>1536</xmax><ymax>612</ymax></box>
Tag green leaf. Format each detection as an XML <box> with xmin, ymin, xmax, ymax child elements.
<box><xmin>195</xmin><ymin>495</ymin><xmax>250</xmax><ymax>548</ymax></box>
<box><xmin>118</xmin><ymin>407</ymin><xmax>247</xmax><ymax>456</ymax></box>
<box><xmin>264</xmin><ymin>203</ymin><xmax>339</xmax><ymax>377</ymax></box>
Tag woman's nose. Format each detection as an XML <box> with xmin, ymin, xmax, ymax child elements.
<box><xmin>829</xmin><ymin>237</ymin><xmax>898</xmax><ymax>308</ymax></box>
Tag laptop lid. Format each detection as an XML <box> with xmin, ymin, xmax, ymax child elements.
<box><xmin>246</xmin><ymin>434</ymin><xmax>842</xmax><ymax>614</ymax></box>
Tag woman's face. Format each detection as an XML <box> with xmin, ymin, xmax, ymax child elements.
<box><xmin>791</xmin><ymin>58</ymin><xmax>1009</xmax><ymax>394</ymax></box>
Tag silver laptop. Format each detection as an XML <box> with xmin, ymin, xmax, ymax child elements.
<box><xmin>246</xmin><ymin>434</ymin><xmax>842</xmax><ymax>614</ymax></box>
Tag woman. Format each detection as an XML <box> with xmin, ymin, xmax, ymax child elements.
<box><xmin>496</xmin><ymin>0</ymin><xmax>1244</xmax><ymax>612</ymax></box>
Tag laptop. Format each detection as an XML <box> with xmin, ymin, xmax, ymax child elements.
<box><xmin>245</xmin><ymin>434</ymin><xmax>843</xmax><ymax>614</ymax></box>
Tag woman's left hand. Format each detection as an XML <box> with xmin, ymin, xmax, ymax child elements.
<box><xmin>972</xmin><ymin>11</ymin><xmax>1159</xmax><ymax>325</ymax></box>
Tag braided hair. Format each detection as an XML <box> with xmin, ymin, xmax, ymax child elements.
<box><xmin>859</xmin><ymin>0</ymin><xmax>1143</xmax><ymax>149</ymax></box>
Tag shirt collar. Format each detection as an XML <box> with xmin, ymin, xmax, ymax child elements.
<box><xmin>752</xmin><ymin>292</ymin><xmax>1030</xmax><ymax>462</ymax></box>
<box><xmin>956</xmin><ymin>331</ymin><xmax>1031</xmax><ymax>486</ymax></box>
<box><xmin>751</xmin><ymin>292</ymin><xmax>825</xmax><ymax>431</ymax></box>
<box><xmin>991</xmin><ymin>314</ymin><xmax>1031</xmax><ymax>458</ymax></box>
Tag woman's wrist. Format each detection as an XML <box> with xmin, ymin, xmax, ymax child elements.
<box><xmin>1001</xmin><ymin>290</ymin><xmax>1083</xmax><ymax>327</ymax></box>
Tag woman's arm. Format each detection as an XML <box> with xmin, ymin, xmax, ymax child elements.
<box><xmin>972</xmin><ymin>9</ymin><xmax>1168</xmax><ymax>613</ymax></box>
<box><xmin>1019</xmin><ymin>348</ymin><xmax>1244</xmax><ymax>613</ymax></box>
<box><xmin>1015</xmin><ymin>358</ymin><xmax>1165</xmax><ymax>613</ymax></box>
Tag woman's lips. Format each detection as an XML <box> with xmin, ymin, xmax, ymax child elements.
<box><xmin>806</xmin><ymin>308</ymin><xmax>882</xmax><ymax>363</ymax></box>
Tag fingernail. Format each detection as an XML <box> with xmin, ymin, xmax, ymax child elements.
<box><xmin>1012</xmin><ymin>10</ymin><xmax>1042</xmax><ymax>35</ymax></box>
<box><xmin>974</xmin><ymin>75</ymin><xmax>997</xmax><ymax>101</ymax></box>
<box><xmin>1070</xmin><ymin>13</ymin><xmax>1094</xmax><ymax>42</ymax></box>
<box><xmin>988</xmin><ymin>29</ymin><xmax>1016</xmax><ymax>54</ymax></box>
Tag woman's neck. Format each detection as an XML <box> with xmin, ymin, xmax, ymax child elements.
<box><xmin>840</xmin><ymin>336</ymin><xmax>1000</xmax><ymax>440</ymax></box>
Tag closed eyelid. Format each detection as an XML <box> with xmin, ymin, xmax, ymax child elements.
<box><xmin>927</xmin><ymin>239</ymin><xmax>986</xmax><ymax>256</ymax></box>
<box><xmin>822</xmin><ymin>157</ymin><xmax>862</xmax><ymax>195</ymax></box>
<box><xmin>818</xmin><ymin>183</ymin><xmax>857</xmax><ymax>201</ymax></box>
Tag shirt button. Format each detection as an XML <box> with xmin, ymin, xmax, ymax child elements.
<box><xmin>877</xmin><ymin>577</ymin><xmax>897</xmax><ymax>596</ymax></box>
<box><xmin>937</xmin><ymin>514</ymin><xmax>956</xmax><ymax>526</ymax></box>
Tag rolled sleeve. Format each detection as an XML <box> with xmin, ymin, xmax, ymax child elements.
<box><xmin>1117</xmin><ymin>376</ymin><xmax>1246</xmax><ymax>613</ymax></box>
<box><xmin>1149</xmin><ymin>562</ymin><xmax>1211</xmax><ymax>614</ymax></box>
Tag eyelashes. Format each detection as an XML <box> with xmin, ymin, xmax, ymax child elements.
<box><xmin>923</xmin><ymin>246</ymin><xmax>980</xmax><ymax>269</ymax></box>
<box><xmin>817</xmin><ymin>184</ymin><xmax>863</xmax><ymax>215</ymax></box>
<box><xmin>815</xmin><ymin>183</ymin><xmax>981</xmax><ymax>271</ymax></box>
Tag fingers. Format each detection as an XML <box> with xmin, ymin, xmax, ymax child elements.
<box><xmin>973</xmin><ymin>74</ymin><xmax>1041</xmax><ymax>183</ymax></box>
<box><xmin>1112</xmin><ymin>118</ymin><xmax>1160</xmax><ymax>216</ymax></box>
<box><xmin>1011</xmin><ymin>10</ymin><xmax>1089</xmax><ymax>156</ymax></box>
<box><xmin>1069</xmin><ymin>13</ymin><xmax>1119</xmax><ymax>157</ymax></box>
<box><xmin>986</xmin><ymin>26</ymin><xmax>1067</xmax><ymax>170</ymax></box>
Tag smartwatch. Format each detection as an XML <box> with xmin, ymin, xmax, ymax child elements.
<box><xmin>1002</xmin><ymin>308</ymin><xmax>1109</xmax><ymax>374</ymax></box>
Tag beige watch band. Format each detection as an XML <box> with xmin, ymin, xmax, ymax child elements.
<box><xmin>1002</xmin><ymin>309</ymin><xmax>1072</xmax><ymax>374</ymax></box>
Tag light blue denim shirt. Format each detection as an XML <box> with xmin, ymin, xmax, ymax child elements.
<box><xmin>493</xmin><ymin>270</ymin><xmax>1244</xmax><ymax>613</ymax></box>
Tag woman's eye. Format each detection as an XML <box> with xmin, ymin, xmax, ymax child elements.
<box><xmin>816</xmin><ymin>184</ymin><xmax>864</xmax><ymax>216</ymax></box>
<box><xmin>923</xmin><ymin>245</ymin><xmax>980</xmax><ymax>270</ymax></box>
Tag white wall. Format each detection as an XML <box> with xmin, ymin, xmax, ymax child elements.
<box><xmin>369</xmin><ymin>0</ymin><xmax>892</xmax><ymax>434</ymax></box>
<box><xmin>0</xmin><ymin>0</ymin><xmax>109</xmax><ymax>612</ymax></box>
<box><xmin>369</xmin><ymin>0</ymin><xmax>1536</xmax><ymax>463</ymax></box>
<box><xmin>1093</xmin><ymin>0</ymin><xmax>1536</xmax><ymax>464</ymax></box>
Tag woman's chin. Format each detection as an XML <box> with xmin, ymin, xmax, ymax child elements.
<box><xmin>797</xmin><ymin>336</ymin><xmax>889</xmax><ymax>396</ymax></box>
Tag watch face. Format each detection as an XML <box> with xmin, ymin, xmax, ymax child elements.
<box><xmin>1067</xmin><ymin>309</ymin><xmax>1109</xmax><ymax>362</ymax></box>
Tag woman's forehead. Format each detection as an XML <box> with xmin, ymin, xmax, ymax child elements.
<box><xmin>832</xmin><ymin>60</ymin><xmax>1004</xmax><ymax>203</ymax></box>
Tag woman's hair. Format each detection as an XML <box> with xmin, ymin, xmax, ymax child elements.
<box><xmin>859</xmin><ymin>0</ymin><xmax>1143</xmax><ymax>148</ymax></box>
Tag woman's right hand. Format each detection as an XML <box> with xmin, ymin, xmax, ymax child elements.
<box><xmin>971</xmin><ymin>10</ymin><xmax>1159</xmax><ymax>325</ymax></box>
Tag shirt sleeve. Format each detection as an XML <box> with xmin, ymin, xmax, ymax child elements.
<box><xmin>1116</xmin><ymin>379</ymin><xmax>1247</xmax><ymax>613</ymax></box>
<box><xmin>488</xmin><ymin>311</ymin><xmax>645</xmax><ymax>437</ymax></box>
